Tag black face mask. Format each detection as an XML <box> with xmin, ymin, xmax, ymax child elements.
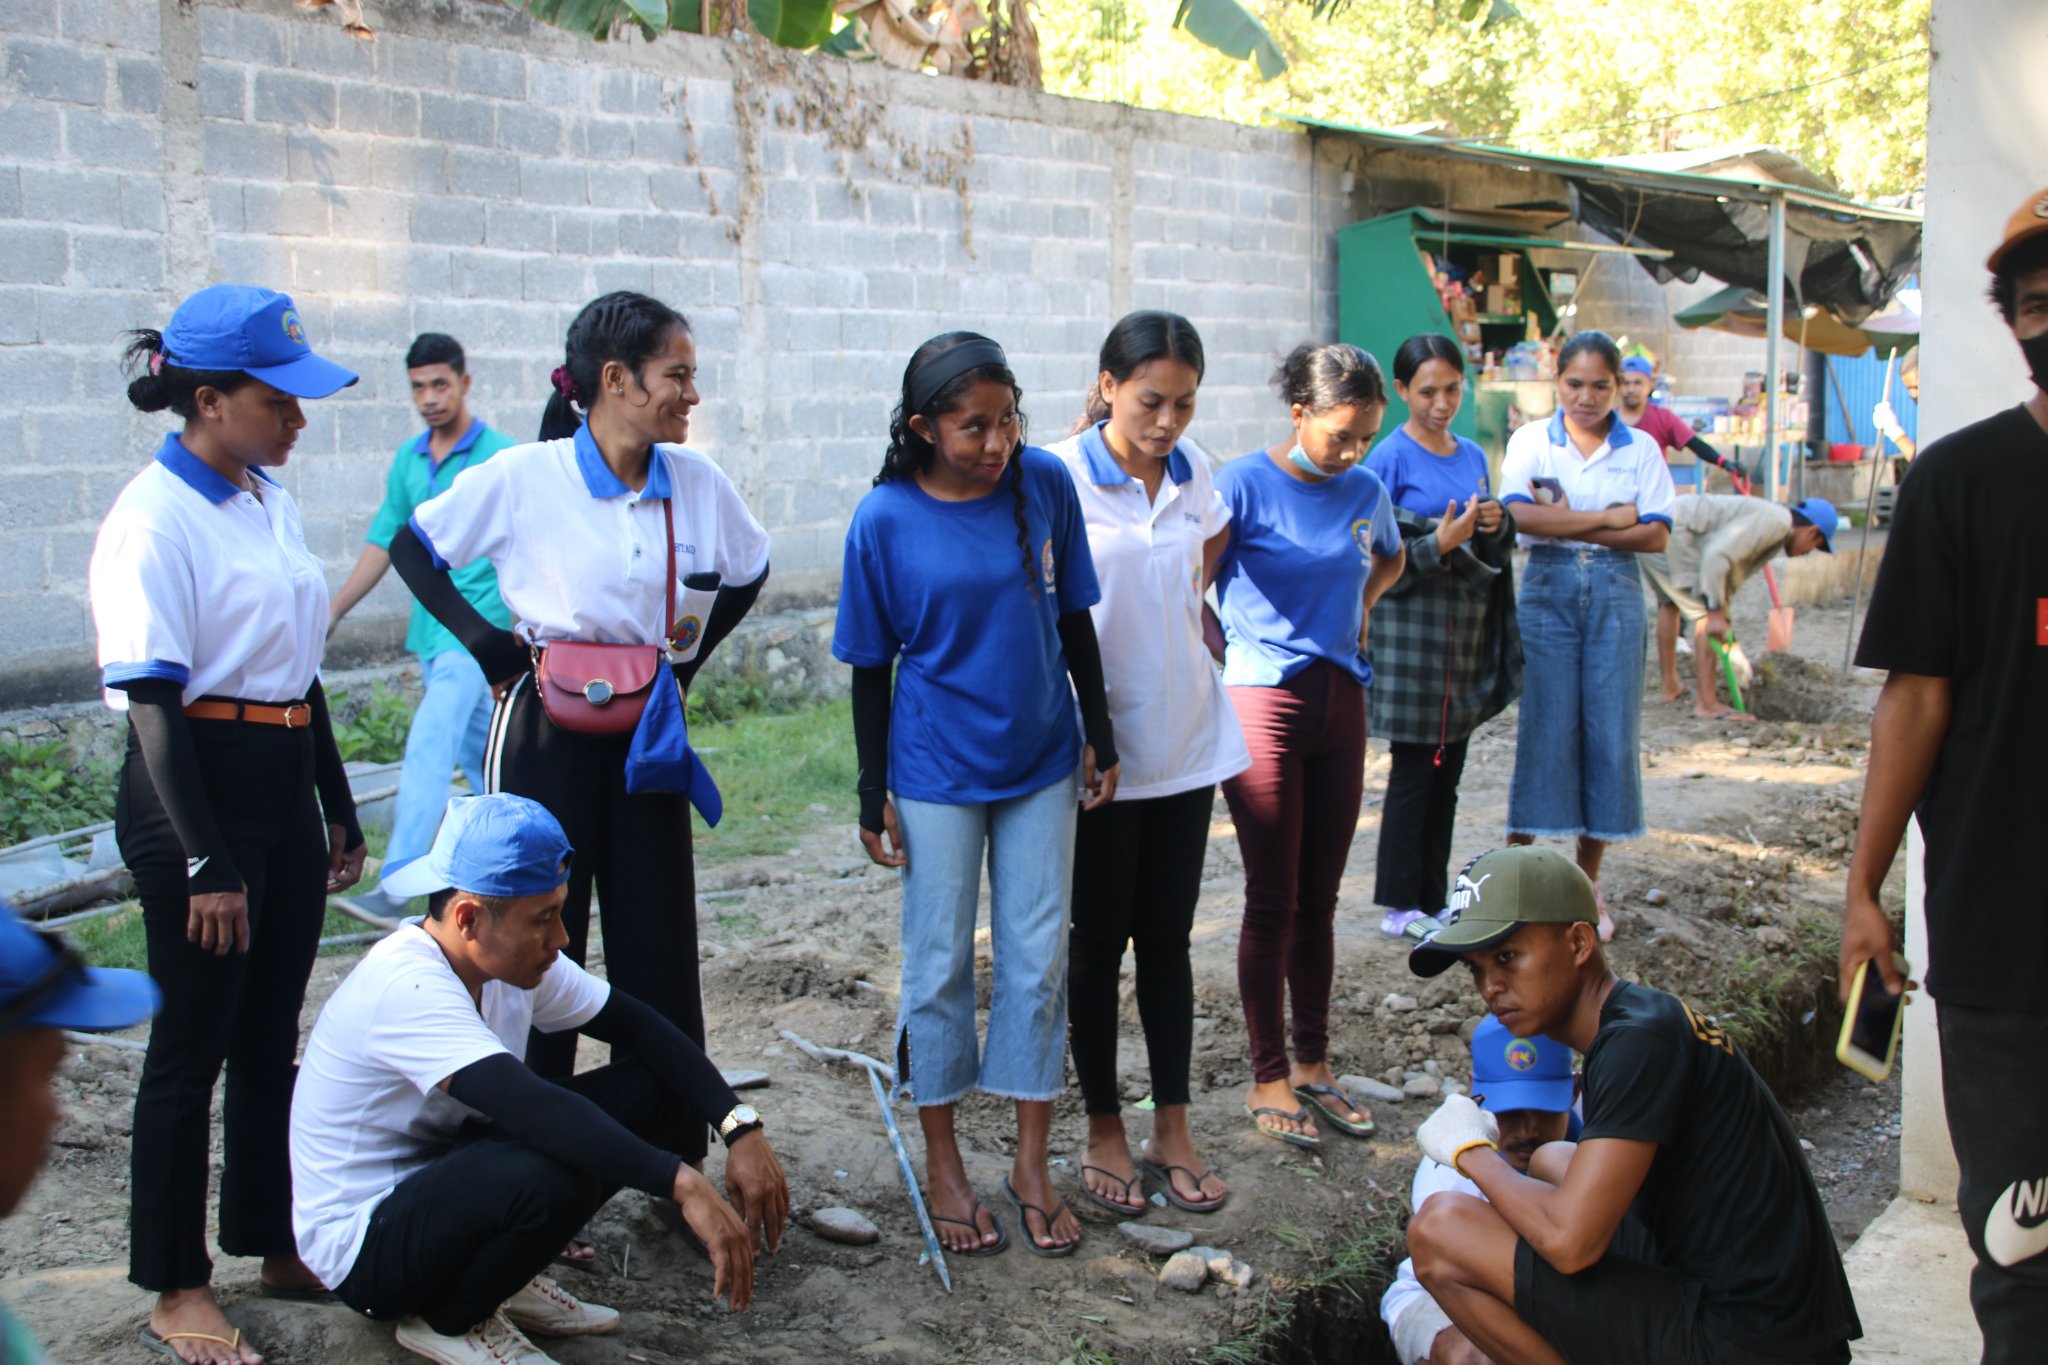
<box><xmin>2022</xmin><ymin>330</ymin><xmax>2048</xmax><ymax>392</ymax></box>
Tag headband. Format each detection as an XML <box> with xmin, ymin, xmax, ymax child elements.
<box><xmin>907</xmin><ymin>337</ymin><xmax>1009</xmax><ymax>414</ymax></box>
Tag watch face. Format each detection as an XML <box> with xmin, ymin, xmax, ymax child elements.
<box><xmin>730</xmin><ymin>1104</ymin><xmax>760</xmax><ymax>1127</ymax></box>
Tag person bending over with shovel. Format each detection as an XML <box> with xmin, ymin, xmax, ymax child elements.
<box><xmin>289</xmin><ymin>793</ymin><xmax>788</xmax><ymax>1365</ymax></box>
<box><xmin>1402</xmin><ymin>846</ymin><xmax>1860</xmax><ymax>1365</ymax></box>
<box><xmin>1644</xmin><ymin>493</ymin><xmax>1836</xmax><ymax>720</ymax></box>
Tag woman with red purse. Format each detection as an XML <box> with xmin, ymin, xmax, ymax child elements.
<box><xmin>391</xmin><ymin>292</ymin><xmax>770</xmax><ymax>1173</ymax></box>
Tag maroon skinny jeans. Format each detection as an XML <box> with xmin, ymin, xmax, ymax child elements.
<box><xmin>1221</xmin><ymin>659</ymin><xmax>1367</xmax><ymax>1085</ymax></box>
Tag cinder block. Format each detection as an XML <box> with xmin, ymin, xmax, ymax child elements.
<box><xmin>384</xmin><ymin>35</ymin><xmax>451</xmax><ymax>89</ymax></box>
<box><xmin>288</xmin><ymin>129</ymin><xmax>372</xmax><ymax>188</ymax></box>
<box><xmin>20</xmin><ymin>166</ymin><xmax>121</xmax><ymax>225</ymax></box>
<box><xmin>0</xmin><ymin>286</ymin><xmax>34</xmax><ymax>343</ymax></box>
<box><xmin>203</xmin><ymin>121</ymin><xmax>288</xmax><ymax>181</ymax></box>
<box><xmin>71</xmin><ymin>228</ymin><xmax>160</xmax><ymax>289</ymax></box>
<box><xmin>618</xmin><ymin>213</ymin><xmax>679</xmax><ymax>258</ymax></box>
<box><xmin>523</xmin><ymin>59</ymin><xmax>585</xmax><ymax>112</ymax></box>
<box><xmin>409</xmin><ymin>196</ymin><xmax>483</xmax><ymax>246</ymax></box>
<box><xmin>0</xmin><ymin>168</ymin><xmax>17</xmax><ymax>220</ymax></box>
<box><xmin>328</xmin><ymin>188</ymin><xmax>409</xmax><ymax>242</ymax></box>
<box><xmin>0</xmin><ymin>471</ymin><xmax>81</xmax><ymax>528</ymax></box>
<box><xmin>0</xmin><ymin>0</ymin><xmax>56</xmax><ymax>36</ymax></box>
<box><xmin>451</xmin><ymin>249</ymin><xmax>522</xmax><ymax>300</ymax></box>
<box><xmin>118</xmin><ymin>174</ymin><xmax>162</xmax><ymax>231</ymax></box>
<box><xmin>197</xmin><ymin>64</ymin><xmax>244</xmax><ymax>119</ymax></box>
<box><xmin>598</xmin><ymin>68</ymin><xmax>660</xmax><ymax>117</ymax></box>
<box><xmin>571</xmin><ymin>117</ymin><xmax>632</xmax><ymax>160</ymax></box>
<box><xmin>0</xmin><ymin>348</ymin><xmax>76</xmax><ymax>404</ymax></box>
<box><xmin>198</xmin><ymin>9</ymin><xmax>284</xmax><ymax>65</ymax></box>
<box><xmin>242</xmin><ymin>182</ymin><xmax>331</xmax><ymax>237</ymax></box>
<box><xmin>30</xmin><ymin>406</ymin><xmax>131</xmax><ymax>467</ymax></box>
<box><xmin>456</xmin><ymin>46</ymin><xmax>524</xmax><ymax>100</ymax></box>
<box><xmin>339</xmin><ymin>84</ymin><xmax>418</xmax><ymax>138</ymax></box>
<box><xmin>586</xmin><ymin>167</ymin><xmax>647</xmax><ymax>210</ymax></box>
<box><xmin>376</xmin><ymin>244</ymin><xmax>450</xmax><ymax>296</ymax></box>
<box><xmin>370</xmin><ymin>141</ymin><xmax>445</xmax><ymax>195</ymax></box>
<box><xmin>60</xmin><ymin>0</ymin><xmax>156</xmax><ymax>51</ymax></box>
<box><xmin>209</xmin><ymin>234</ymin><xmax>293</xmax><ymax>285</ymax></box>
<box><xmin>550</xmin><ymin>210</ymin><xmax>617</xmax><ymax>257</ymax></box>
<box><xmin>632</xmin><ymin>118</ymin><xmax>686</xmax><ymax>164</ymax></box>
<box><xmin>114</xmin><ymin>56</ymin><xmax>160</xmax><ymax>113</ymax></box>
<box><xmin>446</xmin><ymin>148</ymin><xmax>519</xmax><ymax>201</ymax></box>
<box><xmin>484</xmin><ymin>203</ymin><xmax>552</xmax><ymax>252</ymax></box>
<box><xmin>648</xmin><ymin>168</ymin><xmax>709</xmax><ymax>214</ymax></box>
<box><xmin>419</xmin><ymin>93</ymin><xmax>494</xmax><ymax>148</ymax></box>
<box><xmin>288</xmin><ymin>17</ymin><xmax>375</xmax><ymax>78</ymax></box>
<box><xmin>0</xmin><ymin>102</ymin><xmax>60</xmax><ymax>161</ymax></box>
<box><xmin>590</xmin><ymin>259</ymin><xmax>652</xmax><ymax>295</ymax></box>
<box><xmin>521</xmin><ymin>256</ymin><xmax>585</xmax><ymax>303</ymax></box>
<box><xmin>253</xmin><ymin>71</ymin><xmax>338</xmax><ymax>129</ymax></box>
<box><xmin>495</xmin><ymin>105</ymin><xmax>560</xmax><ymax>157</ymax></box>
<box><xmin>517</xmin><ymin>159</ymin><xmax>586</xmax><ymax>207</ymax></box>
<box><xmin>6</xmin><ymin>38</ymin><xmax>105</xmax><ymax>105</ymax></box>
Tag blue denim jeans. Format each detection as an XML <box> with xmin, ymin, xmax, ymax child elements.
<box><xmin>386</xmin><ymin>649</ymin><xmax>493</xmax><ymax>869</ymax></box>
<box><xmin>1507</xmin><ymin>545</ymin><xmax>1647</xmax><ymax>842</ymax></box>
<box><xmin>892</xmin><ymin>776</ymin><xmax>1078</xmax><ymax>1107</ymax></box>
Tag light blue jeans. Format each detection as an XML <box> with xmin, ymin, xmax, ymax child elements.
<box><xmin>386</xmin><ymin>649</ymin><xmax>494</xmax><ymax>869</ymax></box>
<box><xmin>893</xmin><ymin>776</ymin><xmax>1078</xmax><ymax>1107</ymax></box>
<box><xmin>1507</xmin><ymin>545</ymin><xmax>1647</xmax><ymax>842</ymax></box>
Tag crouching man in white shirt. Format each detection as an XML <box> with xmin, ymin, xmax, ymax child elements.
<box><xmin>1381</xmin><ymin>1018</ymin><xmax>1578</xmax><ymax>1365</ymax></box>
<box><xmin>289</xmin><ymin>793</ymin><xmax>789</xmax><ymax>1365</ymax></box>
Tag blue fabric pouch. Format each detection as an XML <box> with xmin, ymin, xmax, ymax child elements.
<box><xmin>624</xmin><ymin>672</ymin><xmax>723</xmax><ymax>825</ymax></box>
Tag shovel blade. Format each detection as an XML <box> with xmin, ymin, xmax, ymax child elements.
<box><xmin>1766</xmin><ymin>606</ymin><xmax>1796</xmax><ymax>653</ymax></box>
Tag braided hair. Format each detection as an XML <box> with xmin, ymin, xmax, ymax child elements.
<box><xmin>879</xmin><ymin>332</ymin><xmax>1037</xmax><ymax>597</ymax></box>
<box><xmin>538</xmin><ymin>291</ymin><xmax>690</xmax><ymax>441</ymax></box>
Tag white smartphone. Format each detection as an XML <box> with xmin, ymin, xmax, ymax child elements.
<box><xmin>1835</xmin><ymin>953</ymin><xmax>1909</xmax><ymax>1082</ymax></box>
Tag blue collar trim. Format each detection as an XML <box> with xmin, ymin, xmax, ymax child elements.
<box><xmin>407</xmin><ymin>416</ymin><xmax>487</xmax><ymax>462</ymax></box>
<box><xmin>1545</xmin><ymin>410</ymin><xmax>1638</xmax><ymax>449</ymax></box>
<box><xmin>153</xmin><ymin>434</ymin><xmax>241</xmax><ymax>505</ymax></box>
<box><xmin>572</xmin><ymin>423</ymin><xmax>671</xmax><ymax>500</ymax></box>
<box><xmin>1078</xmin><ymin>422</ymin><xmax>1194</xmax><ymax>487</ymax></box>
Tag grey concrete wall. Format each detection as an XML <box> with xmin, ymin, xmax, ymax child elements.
<box><xmin>1</xmin><ymin>0</ymin><xmax>1711</xmax><ymax>708</ymax></box>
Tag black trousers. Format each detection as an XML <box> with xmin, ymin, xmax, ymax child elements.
<box><xmin>1067</xmin><ymin>785</ymin><xmax>1214</xmax><ymax>1115</ymax></box>
<box><xmin>1938</xmin><ymin>1002</ymin><xmax>2048</xmax><ymax>1364</ymax></box>
<box><xmin>1373</xmin><ymin>738</ymin><xmax>1470</xmax><ymax>913</ymax></box>
<box><xmin>335</xmin><ymin>1061</ymin><xmax>683</xmax><ymax>1336</ymax></box>
<box><xmin>116</xmin><ymin>720</ymin><xmax>328</xmax><ymax>1292</ymax></box>
<box><xmin>487</xmin><ymin>675</ymin><xmax>707</xmax><ymax>1163</ymax></box>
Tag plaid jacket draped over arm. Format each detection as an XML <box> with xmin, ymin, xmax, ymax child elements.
<box><xmin>1364</xmin><ymin>506</ymin><xmax>1523</xmax><ymax>746</ymax></box>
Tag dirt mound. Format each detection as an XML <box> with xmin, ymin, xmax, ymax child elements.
<box><xmin>1746</xmin><ymin>654</ymin><xmax>1860</xmax><ymax>724</ymax></box>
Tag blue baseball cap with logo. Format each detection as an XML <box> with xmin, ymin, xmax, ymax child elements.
<box><xmin>1469</xmin><ymin>1015</ymin><xmax>1574</xmax><ymax>1114</ymax></box>
<box><xmin>379</xmin><ymin>793</ymin><xmax>574</xmax><ymax>901</ymax></box>
<box><xmin>160</xmin><ymin>284</ymin><xmax>358</xmax><ymax>399</ymax></box>
<box><xmin>1791</xmin><ymin>497</ymin><xmax>1839</xmax><ymax>553</ymax></box>
<box><xmin>1621</xmin><ymin>356</ymin><xmax>1655</xmax><ymax>377</ymax></box>
<box><xmin>0</xmin><ymin>899</ymin><xmax>159</xmax><ymax>1038</ymax></box>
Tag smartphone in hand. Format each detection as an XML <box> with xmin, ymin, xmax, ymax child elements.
<box><xmin>1835</xmin><ymin>953</ymin><xmax>1910</xmax><ymax>1081</ymax></box>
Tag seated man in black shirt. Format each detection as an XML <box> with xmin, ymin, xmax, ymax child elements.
<box><xmin>1402</xmin><ymin>846</ymin><xmax>1859</xmax><ymax>1365</ymax></box>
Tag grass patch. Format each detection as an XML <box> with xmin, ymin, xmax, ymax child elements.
<box><xmin>1197</xmin><ymin>1195</ymin><xmax>1409</xmax><ymax>1365</ymax></box>
<box><xmin>0</xmin><ymin>736</ymin><xmax>116</xmax><ymax>845</ymax></box>
<box><xmin>689</xmin><ymin>698</ymin><xmax>856</xmax><ymax>866</ymax></box>
<box><xmin>68</xmin><ymin>901</ymin><xmax>375</xmax><ymax>972</ymax></box>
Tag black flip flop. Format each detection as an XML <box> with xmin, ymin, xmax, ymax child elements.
<box><xmin>1135</xmin><ymin>1140</ymin><xmax>1228</xmax><ymax>1213</ymax></box>
<box><xmin>928</xmin><ymin>1197</ymin><xmax>1009</xmax><ymax>1258</ymax></box>
<box><xmin>256</xmin><ymin>1280</ymin><xmax>337</xmax><ymax>1303</ymax></box>
<box><xmin>1076</xmin><ymin>1160</ymin><xmax>1148</xmax><ymax>1218</ymax></box>
<box><xmin>1002</xmin><ymin>1177</ymin><xmax>1079</xmax><ymax>1258</ymax></box>
<box><xmin>1293</xmin><ymin>1083</ymin><xmax>1376</xmax><ymax>1138</ymax></box>
<box><xmin>1245</xmin><ymin>1102</ymin><xmax>1321</xmax><ymax>1150</ymax></box>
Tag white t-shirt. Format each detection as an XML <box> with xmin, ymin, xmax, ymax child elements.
<box><xmin>1380</xmin><ymin>1156</ymin><xmax>1481</xmax><ymax>1337</ymax></box>
<box><xmin>289</xmin><ymin>921</ymin><xmax>611</xmax><ymax>1289</ymax></box>
<box><xmin>1498</xmin><ymin>411</ymin><xmax>1677</xmax><ymax>550</ymax></box>
<box><xmin>89</xmin><ymin>436</ymin><xmax>329</xmax><ymax>708</ymax></box>
<box><xmin>1046</xmin><ymin>426</ymin><xmax>1249</xmax><ymax>801</ymax></box>
<box><xmin>409</xmin><ymin>430</ymin><xmax>770</xmax><ymax>663</ymax></box>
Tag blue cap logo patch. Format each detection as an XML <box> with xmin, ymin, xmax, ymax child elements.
<box><xmin>673</xmin><ymin>615</ymin><xmax>702</xmax><ymax>650</ymax></box>
<box><xmin>1505</xmin><ymin>1039</ymin><xmax>1539</xmax><ymax>1072</ymax></box>
<box><xmin>281</xmin><ymin>309</ymin><xmax>306</xmax><ymax>347</ymax></box>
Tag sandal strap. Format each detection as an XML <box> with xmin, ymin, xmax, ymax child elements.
<box><xmin>1080</xmin><ymin>1162</ymin><xmax>1143</xmax><ymax>1196</ymax></box>
<box><xmin>159</xmin><ymin>1330</ymin><xmax>242</xmax><ymax>1348</ymax></box>
<box><xmin>929</xmin><ymin>1199</ymin><xmax>994</xmax><ymax>1233</ymax></box>
<box><xmin>1248</xmin><ymin>1104</ymin><xmax>1311</xmax><ymax>1123</ymax></box>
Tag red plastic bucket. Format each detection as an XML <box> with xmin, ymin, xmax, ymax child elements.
<box><xmin>1828</xmin><ymin>442</ymin><xmax>1863</xmax><ymax>462</ymax></box>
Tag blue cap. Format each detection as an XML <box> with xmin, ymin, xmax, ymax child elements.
<box><xmin>0</xmin><ymin>899</ymin><xmax>159</xmax><ymax>1037</ymax></box>
<box><xmin>1791</xmin><ymin>497</ymin><xmax>1839</xmax><ymax>553</ymax></box>
<box><xmin>160</xmin><ymin>285</ymin><xmax>358</xmax><ymax>399</ymax></box>
<box><xmin>1621</xmin><ymin>356</ymin><xmax>1655</xmax><ymax>377</ymax></box>
<box><xmin>1469</xmin><ymin>1016</ymin><xmax>1574</xmax><ymax>1114</ymax></box>
<box><xmin>379</xmin><ymin>793</ymin><xmax>574</xmax><ymax>901</ymax></box>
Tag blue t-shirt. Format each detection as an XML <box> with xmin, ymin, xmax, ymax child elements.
<box><xmin>833</xmin><ymin>446</ymin><xmax>1101</xmax><ymax>804</ymax></box>
<box><xmin>1364</xmin><ymin>425</ymin><xmax>1491</xmax><ymax>519</ymax></box>
<box><xmin>1214</xmin><ymin>451</ymin><xmax>1402</xmax><ymax>688</ymax></box>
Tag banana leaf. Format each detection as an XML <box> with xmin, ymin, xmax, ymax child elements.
<box><xmin>1173</xmin><ymin>0</ymin><xmax>1286</xmax><ymax>80</ymax></box>
<box><xmin>749</xmin><ymin>0</ymin><xmax>838</xmax><ymax>47</ymax></box>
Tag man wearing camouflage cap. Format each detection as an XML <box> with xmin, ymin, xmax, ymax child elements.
<box><xmin>1403</xmin><ymin>846</ymin><xmax>1859</xmax><ymax>1364</ymax></box>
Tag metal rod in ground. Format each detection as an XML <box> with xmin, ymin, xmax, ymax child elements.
<box><xmin>779</xmin><ymin>1029</ymin><xmax>950</xmax><ymax>1293</ymax></box>
<box><xmin>1844</xmin><ymin>357</ymin><xmax>1897</xmax><ymax>670</ymax></box>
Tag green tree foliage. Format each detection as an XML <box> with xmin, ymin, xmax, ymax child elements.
<box><xmin>1039</xmin><ymin>0</ymin><xmax>1929</xmax><ymax>198</ymax></box>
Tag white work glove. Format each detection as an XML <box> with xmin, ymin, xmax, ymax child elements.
<box><xmin>1417</xmin><ymin>1093</ymin><xmax>1501</xmax><ymax>1174</ymax></box>
<box><xmin>1872</xmin><ymin>401</ymin><xmax>1905</xmax><ymax>444</ymax></box>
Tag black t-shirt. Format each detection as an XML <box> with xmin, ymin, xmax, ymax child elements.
<box><xmin>1580</xmin><ymin>982</ymin><xmax>1860</xmax><ymax>1354</ymax></box>
<box><xmin>1854</xmin><ymin>404</ymin><xmax>2048</xmax><ymax>1012</ymax></box>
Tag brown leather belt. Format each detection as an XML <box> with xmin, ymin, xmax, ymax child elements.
<box><xmin>184</xmin><ymin>699</ymin><xmax>312</xmax><ymax>728</ymax></box>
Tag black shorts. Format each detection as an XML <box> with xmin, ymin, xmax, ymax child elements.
<box><xmin>1512</xmin><ymin>1238</ymin><xmax>1852</xmax><ymax>1365</ymax></box>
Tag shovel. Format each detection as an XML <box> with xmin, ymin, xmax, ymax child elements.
<box><xmin>1730</xmin><ymin>469</ymin><xmax>1796</xmax><ymax>652</ymax></box>
<box><xmin>1707</xmin><ymin>633</ymin><xmax>1749</xmax><ymax>714</ymax></box>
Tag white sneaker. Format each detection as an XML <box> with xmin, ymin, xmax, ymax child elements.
<box><xmin>501</xmin><ymin>1275</ymin><xmax>621</xmax><ymax>1338</ymax></box>
<box><xmin>395</xmin><ymin>1311</ymin><xmax>559</xmax><ymax>1364</ymax></box>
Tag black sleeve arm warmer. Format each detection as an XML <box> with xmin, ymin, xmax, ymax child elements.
<box><xmin>444</xmin><ymin>1053</ymin><xmax>680</xmax><ymax>1199</ymax></box>
<box><xmin>851</xmin><ymin>665</ymin><xmax>892</xmax><ymax>835</ymax></box>
<box><xmin>1056</xmin><ymin>609</ymin><xmax>1118</xmax><ymax>773</ymax></box>
<box><xmin>305</xmin><ymin>680</ymin><xmax>362</xmax><ymax>850</ymax></box>
<box><xmin>673</xmin><ymin>564</ymin><xmax>769</xmax><ymax>691</ymax></box>
<box><xmin>580</xmin><ymin>991</ymin><xmax>742</xmax><ymax>1125</ymax></box>
<box><xmin>389</xmin><ymin>524</ymin><xmax>529</xmax><ymax>686</ymax></box>
<box><xmin>1685</xmin><ymin>435</ymin><xmax>1732</xmax><ymax>470</ymax></box>
<box><xmin>124</xmin><ymin>680</ymin><xmax>243</xmax><ymax>896</ymax></box>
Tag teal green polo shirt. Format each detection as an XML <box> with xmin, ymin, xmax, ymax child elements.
<box><xmin>366</xmin><ymin>417</ymin><xmax>518</xmax><ymax>660</ymax></box>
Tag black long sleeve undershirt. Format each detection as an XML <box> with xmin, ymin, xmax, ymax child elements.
<box><xmin>579</xmin><ymin>989</ymin><xmax>742</xmax><ymax>1120</ymax></box>
<box><xmin>125</xmin><ymin>680</ymin><xmax>242</xmax><ymax>896</ymax></box>
<box><xmin>673</xmin><ymin>565</ymin><xmax>768</xmax><ymax>691</ymax></box>
<box><xmin>1055</xmin><ymin>608</ymin><xmax>1117</xmax><ymax>774</ymax></box>
<box><xmin>306</xmin><ymin>680</ymin><xmax>362</xmax><ymax>851</ymax></box>
<box><xmin>389</xmin><ymin>524</ymin><xmax>529</xmax><ymax>686</ymax></box>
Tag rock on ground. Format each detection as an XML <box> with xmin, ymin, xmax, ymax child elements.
<box><xmin>1338</xmin><ymin>1074</ymin><xmax>1407</xmax><ymax>1104</ymax></box>
<box><xmin>807</xmin><ymin>1207</ymin><xmax>881</xmax><ymax>1245</ymax></box>
<box><xmin>1158</xmin><ymin>1249</ymin><xmax>1209</xmax><ymax>1292</ymax></box>
<box><xmin>1117</xmin><ymin>1222</ymin><xmax>1195</xmax><ymax>1256</ymax></box>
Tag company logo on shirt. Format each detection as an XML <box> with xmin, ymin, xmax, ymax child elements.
<box><xmin>1680</xmin><ymin>999</ymin><xmax>1735</xmax><ymax>1056</ymax></box>
<box><xmin>1350</xmin><ymin>516</ymin><xmax>1376</xmax><ymax>561</ymax></box>
<box><xmin>281</xmin><ymin>309</ymin><xmax>306</xmax><ymax>346</ymax></box>
<box><xmin>674</xmin><ymin>540</ymin><xmax>696</xmax><ymax>555</ymax></box>
<box><xmin>672</xmin><ymin>615</ymin><xmax>702</xmax><ymax>650</ymax></box>
<box><xmin>1040</xmin><ymin>537</ymin><xmax>1056</xmax><ymax>588</ymax></box>
<box><xmin>1504</xmin><ymin>1039</ymin><xmax>1539</xmax><ymax>1072</ymax></box>
<box><xmin>1985</xmin><ymin>1175</ymin><xmax>2048</xmax><ymax>1267</ymax></box>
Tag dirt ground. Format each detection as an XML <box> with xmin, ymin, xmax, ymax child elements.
<box><xmin>1</xmin><ymin>573</ymin><xmax>1909</xmax><ymax>1365</ymax></box>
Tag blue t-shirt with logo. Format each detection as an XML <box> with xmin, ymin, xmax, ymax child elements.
<box><xmin>1214</xmin><ymin>451</ymin><xmax>1402</xmax><ymax>688</ymax></box>
<box><xmin>833</xmin><ymin>446</ymin><xmax>1101</xmax><ymax>804</ymax></box>
<box><xmin>1364</xmin><ymin>425</ymin><xmax>1492</xmax><ymax>519</ymax></box>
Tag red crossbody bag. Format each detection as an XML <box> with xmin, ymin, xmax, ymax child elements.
<box><xmin>533</xmin><ymin>497</ymin><xmax>675</xmax><ymax>737</ymax></box>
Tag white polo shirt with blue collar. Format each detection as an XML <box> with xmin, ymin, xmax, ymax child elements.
<box><xmin>1499</xmin><ymin>411</ymin><xmax>1677</xmax><ymax>549</ymax></box>
<box><xmin>407</xmin><ymin>424</ymin><xmax>769</xmax><ymax>663</ymax></box>
<box><xmin>89</xmin><ymin>434</ymin><xmax>329</xmax><ymax>709</ymax></box>
<box><xmin>1047</xmin><ymin>423</ymin><xmax>1249</xmax><ymax>801</ymax></box>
